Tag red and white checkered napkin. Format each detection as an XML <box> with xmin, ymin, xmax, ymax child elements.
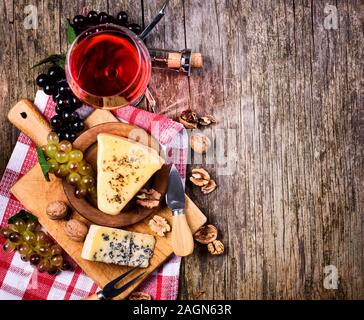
<box><xmin>0</xmin><ymin>91</ymin><xmax>188</xmax><ymax>300</ymax></box>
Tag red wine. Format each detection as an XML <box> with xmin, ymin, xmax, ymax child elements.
<box><xmin>70</xmin><ymin>33</ymin><xmax>139</xmax><ymax>97</ymax></box>
<box><xmin>66</xmin><ymin>25</ymin><xmax>151</xmax><ymax>109</ymax></box>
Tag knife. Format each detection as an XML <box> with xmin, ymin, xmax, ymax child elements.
<box><xmin>166</xmin><ymin>165</ymin><xmax>194</xmax><ymax>257</ymax></box>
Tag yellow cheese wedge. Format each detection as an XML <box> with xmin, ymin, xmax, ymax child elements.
<box><xmin>97</xmin><ymin>133</ymin><xmax>165</xmax><ymax>215</ymax></box>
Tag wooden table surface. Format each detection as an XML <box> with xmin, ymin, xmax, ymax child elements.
<box><xmin>0</xmin><ymin>0</ymin><xmax>363</xmax><ymax>300</ymax></box>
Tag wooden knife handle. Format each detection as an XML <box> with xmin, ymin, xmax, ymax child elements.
<box><xmin>8</xmin><ymin>99</ymin><xmax>52</xmax><ymax>146</ymax></box>
<box><xmin>171</xmin><ymin>213</ymin><xmax>195</xmax><ymax>257</ymax></box>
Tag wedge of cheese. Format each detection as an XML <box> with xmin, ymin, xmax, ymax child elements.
<box><xmin>97</xmin><ymin>133</ymin><xmax>165</xmax><ymax>215</ymax></box>
<box><xmin>81</xmin><ymin>225</ymin><xmax>156</xmax><ymax>268</ymax></box>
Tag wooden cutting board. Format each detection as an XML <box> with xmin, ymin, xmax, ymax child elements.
<box><xmin>9</xmin><ymin>103</ymin><xmax>207</xmax><ymax>300</ymax></box>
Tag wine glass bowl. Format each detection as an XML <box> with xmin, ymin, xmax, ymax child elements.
<box><xmin>65</xmin><ymin>24</ymin><xmax>151</xmax><ymax>110</ymax></box>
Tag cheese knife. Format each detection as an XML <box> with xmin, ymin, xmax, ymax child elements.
<box><xmin>166</xmin><ymin>165</ymin><xmax>194</xmax><ymax>256</ymax></box>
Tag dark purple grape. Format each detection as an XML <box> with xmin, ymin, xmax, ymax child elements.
<box><xmin>127</xmin><ymin>23</ymin><xmax>142</xmax><ymax>34</ymax></box>
<box><xmin>98</xmin><ymin>12</ymin><xmax>109</xmax><ymax>23</ymax></box>
<box><xmin>71</xmin><ymin>120</ymin><xmax>85</xmax><ymax>133</ymax></box>
<box><xmin>9</xmin><ymin>232</ymin><xmax>21</xmax><ymax>243</ymax></box>
<box><xmin>30</xmin><ymin>254</ymin><xmax>40</xmax><ymax>265</ymax></box>
<box><xmin>62</xmin><ymin>111</ymin><xmax>72</xmax><ymax>122</ymax></box>
<box><xmin>64</xmin><ymin>131</ymin><xmax>76</xmax><ymax>142</ymax></box>
<box><xmin>43</xmin><ymin>83</ymin><xmax>57</xmax><ymax>96</ymax></box>
<box><xmin>73</xmin><ymin>15</ymin><xmax>86</xmax><ymax>28</ymax></box>
<box><xmin>48</xmin><ymin>66</ymin><xmax>65</xmax><ymax>82</ymax></box>
<box><xmin>56</xmin><ymin>129</ymin><xmax>66</xmax><ymax>140</ymax></box>
<box><xmin>36</xmin><ymin>74</ymin><xmax>49</xmax><ymax>87</ymax></box>
<box><xmin>68</xmin><ymin>96</ymin><xmax>82</xmax><ymax>109</ymax></box>
<box><xmin>48</xmin><ymin>267</ymin><xmax>60</xmax><ymax>276</ymax></box>
<box><xmin>58</xmin><ymin>84</ymin><xmax>71</xmax><ymax>95</ymax></box>
<box><xmin>61</xmin><ymin>260</ymin><xmax>73</xmax><ymax>271</ymax></box>
<box><xmin>69</xmin><ymin>111</ymin><xmax>80</xmax><ymax>121</ymax></box>
<box><xmin>55</xmin><ymin>104</ymin><xmax>66</xmax><ymax>115</ymax></box>
<box><xmin>116</xmin><ymin>11</ymin><xmax>128</xmax><ymax>25</ymax></box>
<box><xmin>51</xmin><ymin>115</ymin><xmax>63</xmax><ymax>128</ymax></box>
<box><xmin>87</xmin><ymin>10</ymin><xmax>99</xmax><ymax>24</ymax></box>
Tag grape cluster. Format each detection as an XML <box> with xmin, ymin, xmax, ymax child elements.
<box><xmin>45</xmin><ymin>132</ymin><xmax>97</xmax><ymax>199</ymax></box>
<box><xmin>36</xmin><ymin>66</ymin><xmax>85</xmax><ymax>143</ymax></box>
<box><xmin>0</xmin><ymin>218</ymin><xmax>71</xmax><ymax>275</ymax></box>
<box><xmin>72</xmin><ymin>10</ymin><xmax>142</xmax><ymax>35</ymax></box>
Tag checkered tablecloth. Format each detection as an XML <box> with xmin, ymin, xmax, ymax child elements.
<box><xmin>0</xmin><ymin>90</ymin><xmax>188</xmax><ymax>300</ymax></box>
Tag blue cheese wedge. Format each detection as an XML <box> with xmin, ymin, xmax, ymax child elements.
<box><xmin>81</xmin><ymin>225</ymin><xmax>156</xmax><ymax>268</ymax></box>
<box><xmin>97</xmin><ymin>133</ymin><xmax>165</xmax><ymax>215</ymax></box>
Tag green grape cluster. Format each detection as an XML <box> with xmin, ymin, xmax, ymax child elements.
<box><xmin>0</xmin><ymin>218</ymin><xmax>72</xmax><ymax>275</ymax></box>
<box><xmin>45</xmin><ymin>132</ymin><xmax>97</xmax><ymax>199</ymax></box>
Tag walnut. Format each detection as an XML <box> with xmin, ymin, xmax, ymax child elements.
<box><xmin>178</xmin><ymin>110</ymin><xmax>198</xmax><ymax>129</ymax></box>
<box><xmin>194</xmin><ymin>225</ymin><xmax>218</xmax><ymax>244</ymax></box>
<box><xmin>129</xmin><ymin>292</ymin><xmax>152</xmax><ymax>300</ymax></box>
<box><xmin>190</xmin><ymin>168</ymin><xmax>210</xmax><ymax>187</ymax></box>
<box><xmin>65</xmin><ymin>219</ymin><xmax>88</xmax><ymax>242</ymax></box>
<box><xmin>46</xmin><ymin>201</ymin><xmax>68</xmax><ymax>220</ymax></box>
<box><xmin>149</xmin><ymin>215</ymin><xmax>171</xmax><ymax>237</ymax></box>
<box><xmin>190</xmin><ymin>132</ymin><xmax>211</xmax><ymax>154</ymax></box>
<box><xmin>208</xmin><ymin>240</ymin><xmax>224</xmax><ymax>255</ymax></box>
<box><xmin>199</xmin><ymin>115</ymin><xmax>217</xmax><ymax>126</ymax></box>
<box><xmin>136</xmin><ymin>189</ymin><xmax>161</xmax><ymax>209</ymax></box>
<box><xmin>201</xmin><ymin>179</ymin><xmax>217</xmax><ymax>194</ymax></box>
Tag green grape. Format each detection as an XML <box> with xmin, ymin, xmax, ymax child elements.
<box><xmin>35</xmin><ymin>231</ymin><xmax>48</xmax><ymax>243</ymax></box>
<box><xmin>55</xmin><ymin>150</ymin><xmax>69</xmax><ymax>164</ymax></box>
<box><xmin>81</xmin><ymin>175</ymin><xmax>95</xmax><ymax>188</ymax></box>
<box><xmin>75</xmin><ymin>187</ymin><xmax>87</xmax><ymax>199</ymax></box>
<box><xmin>13</xmin><ymin>219</ymin><xmax>26</xmax><ymax>233</ymax></box>
<box><xmin>69</xmin><ymin>150</ymin><xmax>83</xmax><ymax>163</ymax></box>
<box><xmin>23</xmin><ymin>230</ymin><xmax>36</xmax><ymax>244</ymax></box>
<box><xmin>45</xmin><ymin>144</ymin><xmax>58</xmax><ymax>159</ymax></box>
<box><xmin>37</xmin><ymin>259</ymin><xmax>50</xmax><ymax>273</ymax></box>
<box><xmin>59</xmin><ymin>140</ymin><xmax>72</xmax><ymax>153</ymax></box>
<box><xmin>51</xmin><ymin>244</ymin><xmax>63</xmax><ymax>256</ymax></box>
<box><xmin>26</xmin><ymin>220</ymin><xmax>39</xmax><ymax>232</ymax></box>
<box><xmin>48</xmin><ymin>159</ymin><xmax>59</xmax><ymax>173</ymax></box>
<box><xmin>47</xmin><ymin>132</ymin><xmax>59</xmax><ymax>145</ymax></box>
<box><xmin>18</xmin><ymin>243</ymin><xmax>32</xmax><ymax>256</ymax></box>
<box><xmin>78</xmin><ymin>161</ymin><xmax>93</xmax><ymax>176</ymax></box>
<box><xmin>51</xmin><ymin>255</ymin><xmax>63</xmax><ymax>267</ymax></box>
<box><xmin>67</xmin><ymin>172</ymin><xmax>81</xmax><ymax>186</ymax></box>
<box><xmin>55</xmin><ymin>164</ymin><xmax>69</xmax><ymax>178</ymax></box>
<box><xmin>39</xmin><ymin>245</ymin><xmax>51</xmax><ymax>256</ymax></box>
<box><xmin>0</xmin><ymin>227</ymin><xmax>12</xmax><ymax>239</ymax></box>
<box><xmin>3</xmin><ymin>240</ymin><xmax>16</xmax><ymax>252</ymax></box>
<box><xmin>67</xmin><ymin>161</ymin><xmax>79</xmax><ymax>172</ymax></box>
<box><xmin>9</xmin><ymin>232</ymin><xmax>22</xmax><ymax>244</ymax></box>
<box><xmin>88</xmin><ymin>186</ymin><xmax>97</xmax><ymax>199</ymax></box>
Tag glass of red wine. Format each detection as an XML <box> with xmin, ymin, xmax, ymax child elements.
<box><xmin>66</xmin><ymin>24</ymin><xmax>151</xmax><ymax>109</ymax></box>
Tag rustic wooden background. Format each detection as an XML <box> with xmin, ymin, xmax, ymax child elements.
<box><xmin>0</xmin><ymin>0</ymin><xmax>363</xmax><ymax>299</ymax></box>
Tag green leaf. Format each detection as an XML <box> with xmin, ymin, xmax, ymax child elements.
<box><xmin>36</xmin><ymin>145</ymin><xmax>51</xmax><ymax>182</ymax></box>
<box><xmin>31</xmin><ymin>54</ymin><xmax>66</xmax><ymax>69</ymax></box>
<box><xmin>67</xmin><ymin>19</ymin><xmax>76</xmax><ymax>45</ymax></box>
<box><xmin>8</xmin><ymin>210</ymin><xmax>38</xmax><ymax>224</ymax></box>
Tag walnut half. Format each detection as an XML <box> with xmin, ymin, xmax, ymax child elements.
<box><xmin>190</xmin><ymin>168</ymin><xmax>210</xmax><ymax>187</ymax></box>
<box><xmin>201</xmin><ymin>180</ymin><xmax>217</xmax><ymax>194</ymax></box>
<box><xmin>136</xmin><ymin>189</ymin><xmax>161</xmax><ymax>209</ymax></box>
<box><xmin>149</xmin><ymin>215</ymin><xmax>171</xmax><ymax>237</ymax></box>
<box><xmin>178</xmin><ymin>110</ymin><xmax>198</xmax><ymax>129</ymax></box>
<box><xmin>199</xmin><ymin>115</ymin><xmax>217</xmax><ymax>126</ymax></box>
<box><xmin>194</xmin><ymin>225</ymin><xmax>218</xmax><ymax>244</ymax></box>
<box><xmin>190</xmin><ymin>133</ymin><xmax>211</xmax><ymax>154</ymax></box>
<box><xmin>208</xmin><ymin>240</ymin><xmax>224</xmax><ymax>255</ymax></box>
<box><xmin>129</xmin><ymin>292</ymin><xmax>152</xmax><ymax>300</ymax></box>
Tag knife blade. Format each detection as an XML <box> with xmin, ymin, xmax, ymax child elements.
<box><xmin>166</xmin><ymin>165</ymin><xmax>194</xmax><ymax>257</ymax></box>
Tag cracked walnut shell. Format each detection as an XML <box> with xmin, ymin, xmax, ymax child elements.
<box><xmin>201</xmin><ymin>179</ymin><xmax>217</xmax><ymax>194</ymax></box>
<box><xmin>199</xmin><ymin>115</ymin><xmax>217</xmax><ymax>126</ymax></box>
<box><xmin>190</xmin><ymin>133</ymin><xmax>211</xmax><ymax>154</ymax></box>
<box><xmin>149</xmin><ymin>215</ymin><xmax>171</xmax><ymax>237</ymax></box>
<box><xmin>208</xmin><ymin>240</ymin><xmax>224</xmax><ymax>255</ymax></box>
<box><xmin>178</xmin><ymin>110</ymin><xmax>198</xmax><ymax>129</ymax></box>
<box><xmin>194</xmin><ymin>225</ymin><xmax>218</xmax><ymax>244</ymax></box>
<box><xmin>136</xmin><ymin>189</ymin><xmax>161</xmax><ymax>209</ymax></box>
<box><xmin>190</xmin><ymin>168</ymin><xmax>211</xmax><ymax>186</ymax></box>
<box><xmin>129</xmin><ymin>292</ymin><xmax>152</xmax><ymax>300</ymax></box>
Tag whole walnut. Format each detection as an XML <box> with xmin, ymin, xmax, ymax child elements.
<box><xmin>65</xmin><ymin>219</ymin><xmax>88</xmax><ymax>242</ymax></box>
<box><xmin>46</xmin><ymin>201</ymin><xmax>68</xmax><ymax>220</ymax></box>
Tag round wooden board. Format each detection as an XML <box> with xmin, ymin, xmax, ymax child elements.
<box><xmin>62</xmin><ymin>122</ymin><xmax>169</xmax><ymax>228</ymax></box>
